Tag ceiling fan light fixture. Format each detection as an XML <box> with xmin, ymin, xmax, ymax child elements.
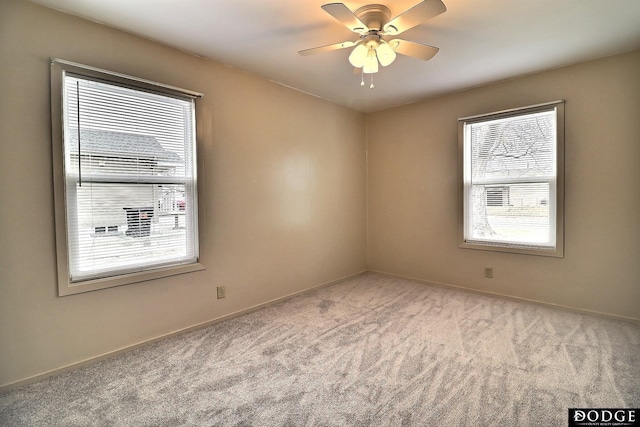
<box><xmin>363</xmin><ymin>48</ymin><xmax>379</xmax><ymax>74</ymax></box>
<box><xmin>376</xmin><ymin>41</ymin><xmax>396</xmax><ymax>67</ymax></box>
<box><xmin>348</xmin><ymin>44</ymin><xmax>368</xmax><ymax>68</ymax></box>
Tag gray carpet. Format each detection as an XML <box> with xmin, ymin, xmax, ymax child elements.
<box><xmin>1</xmin><ymin>273</ymin><xmax>639</xmax><ymax>426</ymax></box>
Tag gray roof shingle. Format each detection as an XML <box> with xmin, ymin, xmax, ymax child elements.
<box><xmin>67</xmin><ymin>128</ymin><xmax>182</xmax><ymax>163</ymax></box>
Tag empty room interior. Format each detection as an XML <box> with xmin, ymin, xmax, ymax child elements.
<box><xmin>0</xmin><ymin>0</ymin><xmax>639</xmax><ymax>425</ymax></box>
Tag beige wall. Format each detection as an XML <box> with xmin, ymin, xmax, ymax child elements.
<box><xmin>367</xmin><ymin>50</ymin><xmax>640</xmax><ymax>320</ymax></box>
<box><xmin>0</xmin><ymin>0</ymin><xmax>366</xmax><ymax>387</ymax></box>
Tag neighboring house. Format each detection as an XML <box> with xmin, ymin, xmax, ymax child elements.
<box><xmin>67</xmin><ymin>129</ymin><xmax>183</xmax><ymax>235</ymax></box>
<box><xmin>486</xmin><ymin>184</ymin><xmax>548</xmax><ymax>208</ymax></box>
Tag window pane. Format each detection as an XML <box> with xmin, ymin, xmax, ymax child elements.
<box><xmin>67</xmin><ymin>182</ymin><xmax>197</xmax><ymax>281</ymax></box>
<box><xmin>470</xmin><ymin>110</ymin><xmax>556</xmax><ymax>182</ymax></box>
<box><xmin>64</xmin><ymin>76</ymin><xmax>195</xmax><ymax>178</ymax></box>
<box><xmin>469</xmin><ymin>183</ymin><xmax>554</xmax><ymax>246</ymax></box>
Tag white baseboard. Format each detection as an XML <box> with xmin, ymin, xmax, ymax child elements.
<box><xmin>369</xmin><ymin>269</ymin><xmax>640</xmax><ymax>324</ymax></box>
<box><xmin>0</xmin><ymin>270</ymin><xmax>368</xmax><ymax>392</ymax></box>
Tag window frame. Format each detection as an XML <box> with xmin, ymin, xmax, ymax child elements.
<box><xmin>457</xmin><ymin>101</ymin><xmax>565</xmax><ymax>258</ymax></box>
<box><xmin>51</xmin><ymin>59</ymin><xmax>205</xmax><ymax>296</ymax></box>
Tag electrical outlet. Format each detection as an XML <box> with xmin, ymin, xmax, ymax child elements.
<box><xmin>216</xmin><ymin>286</ymin><xmax>226</xmax><ymax>299</ymax></box>
<box><xmin>484</xmin><ymin>267</ymin><xmax>493</xmax><ymax>279</ymax></box>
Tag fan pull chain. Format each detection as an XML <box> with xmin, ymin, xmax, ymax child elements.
<box><xmin>361</xmin><ymin>72</ymin><xmax>365</xmax><ymax>86</ymax></box>
<box><xmin>370</xmin><ymin>74</ymin><xmax>374</xmax><ymax>89</ymax></box>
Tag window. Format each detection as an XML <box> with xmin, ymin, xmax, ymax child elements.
<box><xmin>458</xmin><ymin>101</ymin><xmax>564</xmax><ymax>257</ymax></box>
<box><xmin>51</xmin><ymin>59</ymin><xmax>204</xmax><ymax>295</ymax></box>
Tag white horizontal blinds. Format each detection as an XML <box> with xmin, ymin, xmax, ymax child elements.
<box><xmin>464</xmin><ymin>108</ymin><xmax>557</xmax><ymax>248</ymax></box>
<box><xmin>63</xmin><ymin>73</ymin><xmax>198</xmax><ymax>282</ymax></box>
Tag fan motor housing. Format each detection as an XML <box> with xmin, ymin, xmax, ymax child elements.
<box><xmin>354</xmin><ymin>4</ymin><xmax>391</xmax><ymax>31</ymax></box>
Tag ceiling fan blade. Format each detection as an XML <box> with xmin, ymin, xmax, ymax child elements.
<box><xmin>298</xmin><ymin>40</ymin><xmax>358</xmax><ymax>56</ymax></box>
<box><xmin>389</xmin><ymin>39</ymin><xmax>439</xmax><ymax>61</ymax></box>
<box><xmin>321</xmin><ymin>3</ymin><xmax>368</xmax><ymax>34</ymax></box>
<box><xmin>383</xmin><ymin>0</ymin><xmax>446</xmax><ymax>35</ymax></box>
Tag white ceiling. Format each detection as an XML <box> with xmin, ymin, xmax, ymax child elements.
<box><xmin>32</xmin><ymin>0</ymin><xmax>640</xmax><ymax>112</ymax></box>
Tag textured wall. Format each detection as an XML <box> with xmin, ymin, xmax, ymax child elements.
<box><xmin>0</xmin><ymin>0</ymin><xmax>367</xmax><ymax>386</ymax></box>
<box><xmin>367</xmin><ymin>50</ymin><xmax>640</xmax><ymax>320</ymax></box>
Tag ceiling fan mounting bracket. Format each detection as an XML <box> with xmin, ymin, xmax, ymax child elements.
<box><xmin>353</xmin><ymin>4</ymin><xmax>391</xmax><ymax>31</ymax></box>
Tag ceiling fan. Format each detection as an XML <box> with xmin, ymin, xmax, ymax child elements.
<box><xmin>299</xmin><ymin>0</ymin><xmax>446</xmax><ymax>87</ymax></box>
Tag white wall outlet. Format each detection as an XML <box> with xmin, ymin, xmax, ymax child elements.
<box><xmin>484</xmin><ymin>267</ymin><xmax>493</xmax><ymax>279</ymax></box>
<box><xmin>217</xmin><ymin>286</ymin><xmax>226</xmax><ymax>299</ymax></box>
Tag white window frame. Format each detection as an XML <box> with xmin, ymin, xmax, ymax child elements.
<box><xmin>458</xmin><ymin>101</ymin><xmax>565</xmax><ymax>257</ymax></box>
<box><xmin>51</xmin><ymin>59</ymin><xmax>205</xmax><ymax>296</ymax></box>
